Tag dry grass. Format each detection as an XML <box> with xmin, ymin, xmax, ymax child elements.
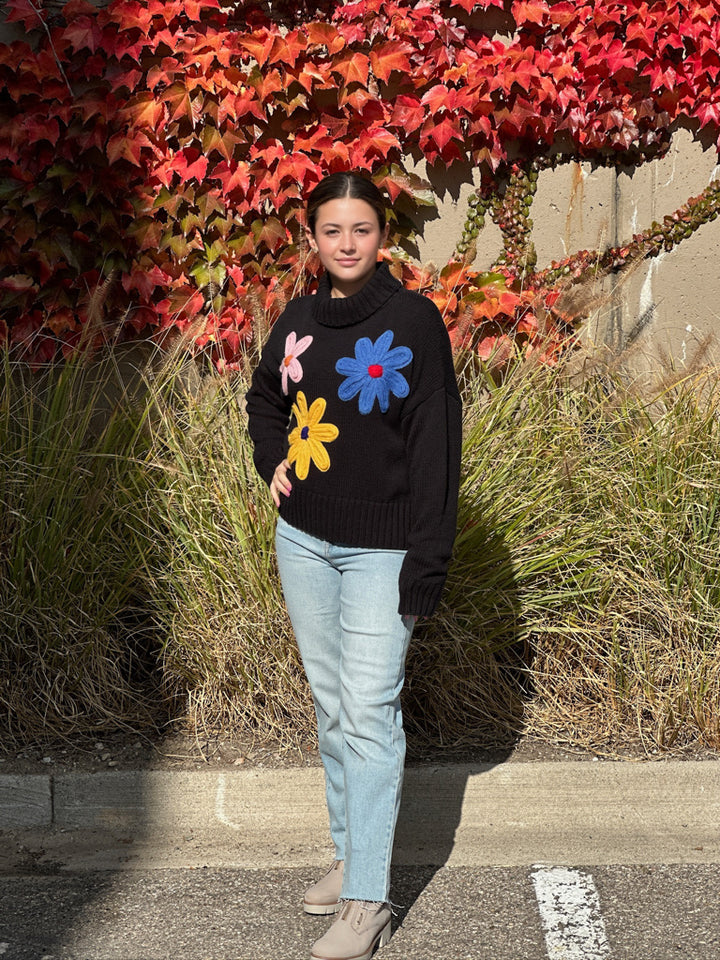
<box><xmin>0</xmin><ymin>348</ymin><xmax>161</xmax><ymax>744</ymax></box>
<box><xmin>2</xmin><ymin>342</ymin><xmax>719</xmax><ymax>756</ymax></box>
<box><xmin>511</xmin><ymin>364</ymin><xmax>720</xmax><ymax>753</ymax></box>
<box><xmin>138</xmin><ymin>366</ymin><xmax>315</xmax><ymax>745</ymax></box>
<box><xmin>140</xmin><ymin>351</ymin><xmax>720</xmax><ymax>755</ymax></box>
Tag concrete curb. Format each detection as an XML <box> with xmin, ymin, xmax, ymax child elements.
<box><xmin>0</xmin><ymin>774</ymin><xmax>52</xmax><ymax>829</ymax></box>
<box><xmin>2</xmin><ymin>761</ymin><xmax>719</xmax><ymax>868</ymax></box>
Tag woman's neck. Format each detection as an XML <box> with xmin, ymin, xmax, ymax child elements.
<box><xmin>327</xmin><ymin>266</ymin><xmax>378</xmax><ymax>299</ymax></box>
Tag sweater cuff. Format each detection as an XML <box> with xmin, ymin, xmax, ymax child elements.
<box><xmin>398</xmin><ymin>580</ymin><xmax>445</xmax><ymax>619</ymax></box>
<box><xmin>253</xmin><ymin>443</ymin><xmax>286</xmax><ymax>488</ymax></box>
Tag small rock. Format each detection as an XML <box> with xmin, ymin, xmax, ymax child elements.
<box><xmin>233</xmin><ymin>757</ymin><xmax>246</xmax><ymax>765</ymax></box>
<box><xmin>107</xmin><ymin>760</ymin><xmax>118</xmax><ymax>768</ymax></box>
<box><xmin>101</xmin><ymin>753</ymin><xmax>111</xmax><ymax>761</ymax></box>
<box><xmin>42</xmin><ymin>757</ymin><xmax>53</xmax><ymax>764</ymax></box>
<box><xmin>95</xmin><ymin>743</ymin><xmax>104</xmax><ymax>751</ymax></box>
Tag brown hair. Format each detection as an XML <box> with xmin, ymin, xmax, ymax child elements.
<box><xmin>306</xmin><ymin>172</ymin><xmax>387</xmax><ymax>234</ymax></box>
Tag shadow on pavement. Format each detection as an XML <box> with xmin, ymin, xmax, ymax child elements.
<box><xmin>393</xmin><ymin>509</ymin><xmax>527</xmax><ymax>924</ymax></box>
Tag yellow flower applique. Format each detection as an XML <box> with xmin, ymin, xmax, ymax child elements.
<box><xmin>287</xmin><ymin>391</ymin><xmax>339</xmax><ymax>480</ymax></box>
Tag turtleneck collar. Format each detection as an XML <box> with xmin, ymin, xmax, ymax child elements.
<box><xmin>311</xmin><ymin>262</ymin><xmax>402</xmax><ymax>328</ymax></box>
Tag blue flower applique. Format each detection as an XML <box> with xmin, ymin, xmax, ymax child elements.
<box><xmin>336</xmin><ymin>330</ymin><xmax>413</xmax><ymax>414</ymax></box>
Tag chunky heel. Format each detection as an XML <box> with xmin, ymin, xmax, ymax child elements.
<box><xmin>310</xmin><ymin>900</ymin><xmax>392</xmax><ymax>960</ymax></box>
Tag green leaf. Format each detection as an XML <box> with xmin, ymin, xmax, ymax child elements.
<box><xmin>227</xmin><ymin>233</ymin><xmax>254</xmax><ymax>257</ymax></box>
<box><xmin>172</xmin><ymin>235</ymin><xmax>194</xmax><ymax>258</ymax></box>
<box><xmin>0</xmin><ymin>178</ymin><xmax>23</xmax><ymax>202</ymax></box>
<box><xmin>153</xmin><ymin>188</ymin><xmax>183</xmax><ymax>218</ymax></box>
<box><xmin>204</xmin><ymin>238</ymin><xmax>226</xmax><ymax>263</ymax></box>
<box><xmin>189</xmin><ymin>260</ymin><xmax>211</xmax><ymax>287</ymax></box>
<box><xmin>181</xmin><ymin>212</ymin><xmax>203</xmax><ymax>233</ymax></box>
<box><xmin>189</xmin><ymin>258</ymin><xmax>227</xmax><ymax>289</ymax></box>
<box><xmin>196</xmin><ymin>191</ymin><xmax>226</xmax><ymax>223</ymax></box>
<box><xmin>475</xmin><ymin>271</ymin><xmax>508</xmax><ymax>286</ymax></box>
<box><xmin>46</xmin><ymin>163</ymin><xmax>77</xmax><ymax>190</ymax></box>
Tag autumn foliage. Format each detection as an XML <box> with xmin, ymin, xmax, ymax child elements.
<box><xmin>1</xmin><ymin>0</ymin><xmax>720</xmax><ymax>367</ymax></box>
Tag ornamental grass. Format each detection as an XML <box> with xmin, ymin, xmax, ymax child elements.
<box><xmin>0</xmin><ymin>346</ymin><xmax>161</xmax><ymax>744</ymax></box>
<box><xmin>419</xmin><ymin>357</ymin><xmax>720</xmax><ymax>753</ymax></box>
<box><xmin>138</xmin><ymin>360</ymin><xmax>313</xmax><ymax>742</ymax></box>
<box><xmin>1</xmin><ymin>343</ymin><xmax>719</xmax><ymax>754</ymax></box>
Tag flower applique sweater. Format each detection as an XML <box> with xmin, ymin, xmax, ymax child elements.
<box><xmin>245</xmin><ymin>262</ymin><xmax>462</xmax><ymax>618</ymax></box>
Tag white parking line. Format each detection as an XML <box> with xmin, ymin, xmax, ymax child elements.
<box><xmin>214</xmin><ymin>773</ymin><xmax>239</xmax><ymax>830</ymax></box>
<box><xmin>531</xmin><ymin>865</ymin><xmax>611</xmax><ymax>959</ymax></box>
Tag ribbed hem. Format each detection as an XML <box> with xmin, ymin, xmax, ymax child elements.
<box><xmin>398</xmin><ymin>580</ymin><xmax>445</xmax><ymax>619</ymax></box>
<box><xmin>312</xmin><ymin>263</ymin><xmax>402</xmax><ymax>328</ymax></box>
<box><xmin>280</xmin><ymin>488</ymin><xmax>411</xmax><ymax>550</ymax></box>
<box><xmin>253</xmin><ymin>443</ymin><xmax>286</xmax><ymax>488</ymax></box>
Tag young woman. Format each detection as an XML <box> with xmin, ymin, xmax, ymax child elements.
<box><xmin>245</xmin><ymin>171</ymin><xmax>462</xmax><ymax>960</ymax></box>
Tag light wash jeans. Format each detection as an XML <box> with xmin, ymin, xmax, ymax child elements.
<box><xmin>275</xmin><ymin>516</ymin><xmax>414</xmax><ymax>902</ymax></box>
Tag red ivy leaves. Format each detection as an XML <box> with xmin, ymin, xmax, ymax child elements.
<box><xmin>1</xmin><ymin>0</ymin><xmax>720</xmax><ymax>367</ymax></box>
<box><xmin>4</xmin><ymin>0</ymin><xmax>46</xmax><ymax>30</ymax></box>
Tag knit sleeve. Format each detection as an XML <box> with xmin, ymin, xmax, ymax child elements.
<box><xmin>245</xmin><ymin>328</ymin><xmax>292</xmax><ymax>488</ymax></box>
<box><xmin>398</xmin><ymin>309</ymin><xmax>462</xmax><ymax>617</ymax></box>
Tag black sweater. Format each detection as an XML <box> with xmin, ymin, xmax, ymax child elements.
<box><xmin>245</xmin><ymin>262</ymin><xmax>462</xmax><ymax>618</ymax></box>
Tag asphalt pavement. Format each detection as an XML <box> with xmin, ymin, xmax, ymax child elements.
<box><xmin>1</xmin><ymin>760</ymin><xmax>719</xmax><ymax>959</ymax></box>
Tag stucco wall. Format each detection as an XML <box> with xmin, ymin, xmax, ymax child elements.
<box><xmin>613</xmin><ymin>131</ymin><xmax>720</xmax><ymax>375</ymax></box>
<box><xmin>412</xmin><ymin>130</ymin><xmax>720</xmax><ymax>378</ymax></box>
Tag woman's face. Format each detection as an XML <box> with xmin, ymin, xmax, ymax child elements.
<box><xmin>306</xmin><ymin>196</ymin><xmax>389</xmax><ymax>298</ymax></box>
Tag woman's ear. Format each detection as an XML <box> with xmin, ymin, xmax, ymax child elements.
<box><xmin>304</xmin><ymin>225</ymin><xmax>317</xmax><ymax>251</ymax></box>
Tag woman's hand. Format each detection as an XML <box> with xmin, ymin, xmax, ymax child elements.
<box><xmin>270</xmin><ymin>459</ymin><xmax>292</xmax><ymax>508</ymax></box>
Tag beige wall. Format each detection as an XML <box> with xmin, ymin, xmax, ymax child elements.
<box><xmin>612</xmin><ymin>131</ymin><xmax>720</xmax><ymax>375</ymax></box>
<box><xmin>412</xmin><ymin>130</ymin><xmax>720</xmax><ymax>378</ymax></box>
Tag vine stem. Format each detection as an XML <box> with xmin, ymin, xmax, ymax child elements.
<box><xmin>28</xmin><ymin>0</ymin><xmax>75</xmax><ymax>98</ymax></box>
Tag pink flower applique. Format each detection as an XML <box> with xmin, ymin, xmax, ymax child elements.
<box><xmin>280</xmin><ymin>331</ymin><xmax>313</xmax><ymax>395</ymax></box>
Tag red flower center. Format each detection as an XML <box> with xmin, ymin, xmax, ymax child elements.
<box><xmin>368</xmin><ymin>364</ymin><xmax>383</xmax><ymax>378</ymax></box>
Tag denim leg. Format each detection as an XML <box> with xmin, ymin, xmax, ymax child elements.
<box><xmin>275</xmin><ymin>518</ymin><xmax>347</xmax><ymax>861</ymax></box>
<box><xmin>274</xmin><ymin>518</ymin><xmax>414</xmax><ymax>902</ymax></box>
<box><xmin>334</xmin><ymin>546</ymin><xmax>413</xmax><ymax>902</ymax></box>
